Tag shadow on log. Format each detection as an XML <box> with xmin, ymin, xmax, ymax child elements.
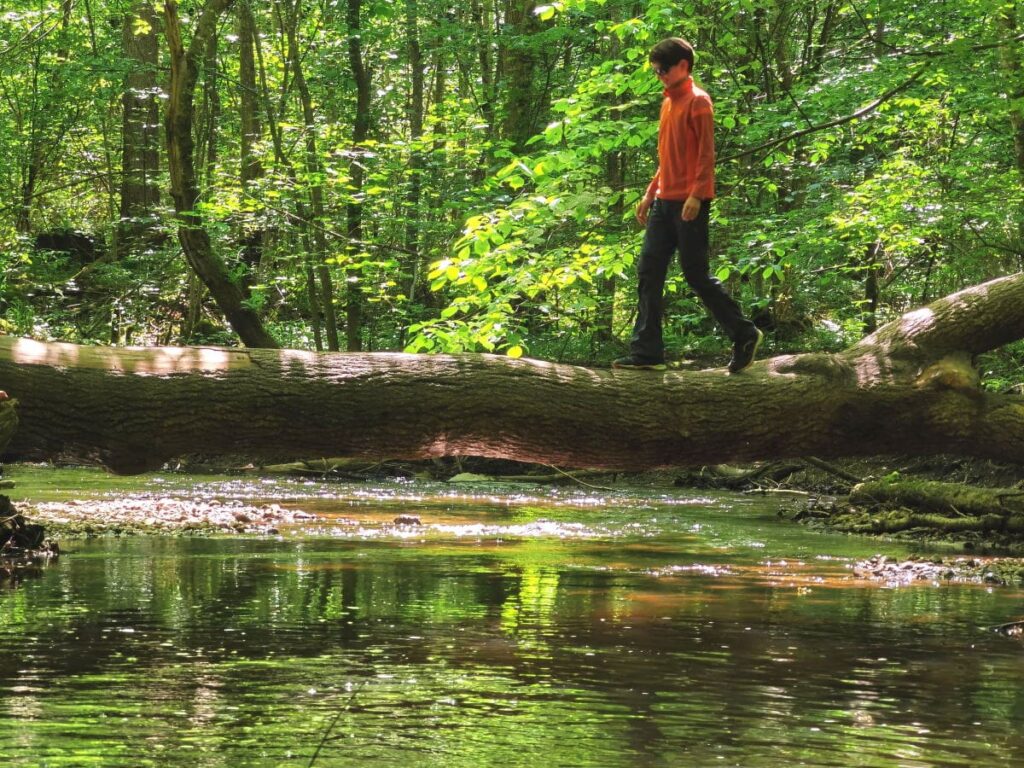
<box><xmin>0</xmin><ymin>273</ymin><xmax>1022</xmax><ymax>474</ymax></box>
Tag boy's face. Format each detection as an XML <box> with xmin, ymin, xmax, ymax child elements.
<box><xmin>652</xmin><ymin>58</ymin><xmax>690</xmax><ymax>88</ymax></box>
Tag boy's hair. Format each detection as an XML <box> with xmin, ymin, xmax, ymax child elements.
<box><xmin>649</xmin><ymin>38</ymin><xmax>695</xmax><ymax>71</ymax></box>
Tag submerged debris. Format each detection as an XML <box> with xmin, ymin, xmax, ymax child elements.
<box><xmin>392</xmin><ymin>514</ymin><xmax>422</xmax><ymax>526</ymax></box>
<box><xmin>23</xmin><ymin>497</ymin><xmax>318</xmax><ymax>535</ymax></box>
<box><xmin>853</xmin><ymin>554</ymin><xmax>1024</xmax><ymax>586</ymax></box>
<box><xmin>1</xmin><ymin>495</ymin><xmax>59</xmax><ymax>585</ymax></box>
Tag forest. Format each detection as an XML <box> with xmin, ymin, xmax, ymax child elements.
<box><xmin>4</xmin><ymin>5</ymin><xmax>1024</xmax><ymax>764</ymax></box>
<box><xmin>0</xmin><ymin>0</ymin><xmax>1019</xmax><ymax>378</ymax></box>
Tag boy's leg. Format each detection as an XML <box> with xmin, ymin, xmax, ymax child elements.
<box><xmin>628</xmin><ymin>200</ymin><xmax>676</xmax><ymax>362</ymax></box>
<box><xmin>675</xmin><ymin>201</ymin><xmax>756</xmax><ymax>342</ymax></box>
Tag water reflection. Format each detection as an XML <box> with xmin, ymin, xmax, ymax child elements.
<box><xmin>1</xmin><ymin>471</ymin><xmax>1024</xmax><ymax>766</ymax></box>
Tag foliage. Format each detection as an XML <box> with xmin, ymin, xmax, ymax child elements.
<box><xmin>0</xmin><ymin>0</ymin><xmax>1020</xmax><ymax>372</ymax></box>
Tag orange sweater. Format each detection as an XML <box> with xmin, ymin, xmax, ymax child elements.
<box><xmin>644</xmin><ymin>77</ymin><xmax>715</xmax><ymax>202</ymax></box>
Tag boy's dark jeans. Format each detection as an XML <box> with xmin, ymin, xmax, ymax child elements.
<box><xmin>629</xmin><ymin>198</ymin><xmax>756</xmax><ymax>362</ymax></box>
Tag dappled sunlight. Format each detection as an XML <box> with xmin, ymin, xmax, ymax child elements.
<box><xmin>4</xmin><ymin>337</ymin><xmax>80</xmax><ymax>367</ymax></box>
<box><xmin>765</xmin><ymin>355</ymin><xmax>801</xmax><ymax>378</ymax></box>
<box><xmin>129</xmin><ymin>346</ymin><xmax>249</xmax><ymax>375</ymax></box>
<box><xmin>1</xmin><ymin>336</ymin><xmax>250</xmax><ymax>374</ymax></box>
<box><xmin>897</xmin><ymin>306</ymin><xmax>936</xmax><ymax>339</ymax></box>
<box><xmin>852</xmin><ymin>350</ymin><xmax>898</xmax><ymax>387</ymax></box>
<box><xmin>853</xmin><ymin>353</ymin><xmax>882</xmax><ymax>387</ymax></box>
<box><xmin>509</xmin><ymin>354</ymin><xmax>608</xmax><ymax>385</ymax></box>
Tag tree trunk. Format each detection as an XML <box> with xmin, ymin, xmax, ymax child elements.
<box><xmin>201</xmin><ymin>27</ymin><xmax>221</xmax><ymax>191</ymax></box>
<box><xmin>250</xmin><ymin>3</ymin><xmax>333</xmax><ymax>349</ymax></box>
<box><xmin>119</xmin><ymin>2</ymin><xmax>162</xmax><ymax>250</ymax></box>
<box><xmin>999</xmin><ymin>6</ymin><xmax>1024</xmax><ymax>179</ymax></box>
<box><xmin>237</xmin><ymin>0</ymin><xmax>263</xmax><ymax>187</ymax></box>
<box><xmin>163</xmin><ymin>0</ymin><xmax>279</xmax><ymax>349</ymax></box>
<box><xmin>345</xmin><ymin>0</ymin><xmax>371</xmax><ymax>351</ymax></box>
<box><xmin>402</xmin><ymin>0</ymin><xmax>425</xmax><ymax>321</ymax></box>
<box><xmin>1</xmin><ymin>274</ymin><xmax>1023</xmax><ymax>475</ymax></box>
<box><xmin>499</xmin><ymin>0</ymin><xmax>542</xmax><ymax>150</ymax></box>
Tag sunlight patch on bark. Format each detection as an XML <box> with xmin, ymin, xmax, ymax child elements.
<box><xmin>898</xmin><ymin>306</ymin><xmax>936</xmax><ymax>339</ymax></box>
<box><xmin>1</xmin><ymin>337</ymin><xmax>250</xmax><ymax>375</ymax></box>
<box><xmin>853</xmin><ymin>352</ymin><xmax>887</xmax><ymax>388</ymax></box>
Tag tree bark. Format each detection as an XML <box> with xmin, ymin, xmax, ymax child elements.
<box><xmin>499</xmin><ymin>0</ymin><xmax>542</xmax><ymax>150</ymax></box>
<box><xmin>163</xmin><ymin>0</ymin><xmax>279</xmax><ymax>349</ymax></box>
<box><xmin>119</xmin><ymin>2</ymin><xmax>162</xmax><ymax>250</ymax></box>
<box><xmin>237</xmin><ymin>0</ymin><xmax>263</xmax><ymax>187</ymax></box>
<box><xmin>345</xmin><ymin>0</ymin><xmax>372</xmax><ymax>351</ymax></box>
<box><xmin>1</xmin><ymin>274</ymin><xmax>1023</xmax><ymax>475</ymax></box>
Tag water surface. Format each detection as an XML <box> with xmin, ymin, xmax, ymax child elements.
<box><xmin>2</xmin><ymin>466</ymin><xmax>1023</xmax><ymax>767</ymax></box>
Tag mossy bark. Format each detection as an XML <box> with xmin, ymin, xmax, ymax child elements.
<box><xmin>851</xmin><ymin>480</ymin><xmax>1024</xmax><ymax>517</ymax></box>
<box><xmin>0</xmin><ymin>400</ymin><xmax>17</xmax><ymax>456</ymax></box>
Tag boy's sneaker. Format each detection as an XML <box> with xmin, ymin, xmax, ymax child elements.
<box><xmin>728</xmin><ymin>328</ymin><xmax>763</xmax><ymax>374</ymax></box>
<box><xmin>612</xmin><ymin>355</ymin><xmax>667</xmax><ymax>371</ymax></box>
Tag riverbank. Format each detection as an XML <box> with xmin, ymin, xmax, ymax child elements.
<box><xmin>4</xmin><ymin>457</ymin><xmax>1024</xmax><ymax>587</ymax></box>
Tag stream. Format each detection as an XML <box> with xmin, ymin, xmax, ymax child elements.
<box><xmin>2</xmin><ymin>465</ymin><xmax>1024</xmax><ymax>767</ymax></box>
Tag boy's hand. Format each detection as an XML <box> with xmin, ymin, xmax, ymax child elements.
<box><xmin>635</xmin><ymin>197</ymin><xmax>653</xmax><ymax>226</ymax></box>
<box><xmin>681</xmin><ymin>196</ymin><xmax>701</xmax><ymax>221</ymax></box>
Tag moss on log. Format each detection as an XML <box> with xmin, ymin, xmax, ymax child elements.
<box><xmin>0</xmin><ymin>396</ymin><xmax>16</xmax><ymax>455</ymax></box>
<box><xmin>850</xmin><ymin>479</ymin><xmax>1024</xmax><ymax>517</ymax></box>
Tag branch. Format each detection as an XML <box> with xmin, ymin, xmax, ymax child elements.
<box><xmin>720</xmin><ymin>67</ymin><xmax>926</xmax><ymax>163</ymax></box>
<box><xmin>854</xmin><ymin>271</ymin><xmax>1024</xmax><ymax>359</ymax></box>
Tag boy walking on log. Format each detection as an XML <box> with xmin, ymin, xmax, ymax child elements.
<box><xmin>613</xmin><ymin>38</ymin><xmax>762</xmax><ymax>373</ymax></box>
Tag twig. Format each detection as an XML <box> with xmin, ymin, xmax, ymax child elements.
<box><xmin>743</xmin><ymin>488</ymin><xmax>810</xmax><ymax>497</ymax></box>
<box><xmin>803</xmin><ymin>456</ymin><xmax>862</xmax><ymax>485</ymax></box>
<box><xmin>542</xmin><ymin>464</ymin><xmax>616</xmax><ymax>492</ymax></box>
<box><xmin>308</xmin><ymin>681</ymin><xmax>366</xmax><ymax>768</ymax></box>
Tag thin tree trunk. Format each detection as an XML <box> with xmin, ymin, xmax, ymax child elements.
<box><xmin>400</xmin><ymin>0</ymin><xmax>425</xmax><ymax>341</ymax></box>
<box><xmin>472</xmin><ymin>0</ymin><xmax>495</xmax><ymax>143</ymax></box>
<box><xmin>251</xmin><ymin>5</ymin><xmax>326</xmax><ymax>348</ymax></box>
<box><xmin>283</xmin><ymin>0</ymin><xmax>340</xmax><ymax>350</ymax></box>
<box><xmin>238</xmin><ymin>0</ymin><xmax>263</xmax><ymax>187</ymax></box>
<box><xmin>346</xmin><ymin>0</ymin><xmax>371</xmax><ymax>351</ymax></box>
<box><xmin>202</xmin><ymin>28</ymin><xmax>220</xmax><ymax>191</ymax></box>
<box><xmin>999</xmin><ymin>8</ymin><xmax>1024</xmax><ymax>180</ymax></box>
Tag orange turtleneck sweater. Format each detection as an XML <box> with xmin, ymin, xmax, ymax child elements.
<box><xmin>644</xmin><ymin>77</ymin><xmax>716</xmax><ymax>202</ymax></box>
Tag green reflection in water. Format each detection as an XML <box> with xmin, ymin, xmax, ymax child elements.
<box><xmin>2</xmin><ymin>466</ymin><xmax>1024</xmax><ymax>767</ymax></box>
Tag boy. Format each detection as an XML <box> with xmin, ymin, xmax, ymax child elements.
<box><xmin>613</xmin><ymin>38</ymin><xmax>762</xmax><ymax>373</ymax></box>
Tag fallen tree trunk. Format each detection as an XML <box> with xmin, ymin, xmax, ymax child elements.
<box><xmin>1</xmin><ymin>273</ymin><xmax>1023</xmax><ymax>474</ymax></box>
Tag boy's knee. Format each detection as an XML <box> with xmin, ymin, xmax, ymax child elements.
<box><xmin>681</xmin><ymin>264</ymin><xmax>712</xmax><ymax>286</ymax></box>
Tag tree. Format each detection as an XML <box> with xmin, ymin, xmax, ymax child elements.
<box><xmin>1</xmin><ymin>273</ymin><xmax>1021</xmax><ymax>474</ymax></box>
<box><xmin>162</xmin><ymin>0</ymin><xmax>278</xmax><ymax>349</ymax></box>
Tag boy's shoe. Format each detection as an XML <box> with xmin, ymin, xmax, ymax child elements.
<box><xmin>612</xmin><ymin>355</ymin><xmax>667</xmax><ymax>371</ymax></box>
<box><xmin>728</xmin><ymin>328</ymin><xmax>763</xmax><ymax>374</ymax></box>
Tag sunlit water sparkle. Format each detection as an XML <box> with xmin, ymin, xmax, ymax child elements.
<box><xmin>2</xmin><ymin>465</ymin><xmax>1024</xmax><ymax>767</ymax></box>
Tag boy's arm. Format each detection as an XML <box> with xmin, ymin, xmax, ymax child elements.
<box><xmin>690</xmin><ymin>98</ymin><xmax>715</xmax><ymax>201</ymax></box>
<box><xmin>644</xmin><ymin>168</ymin><xmax>660</xmax><ymax>202</ymax></box>
<box><xmin>636</xmin><ymin>168</ymin><xmax>660</xmax><ymax>224</ymax></box>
